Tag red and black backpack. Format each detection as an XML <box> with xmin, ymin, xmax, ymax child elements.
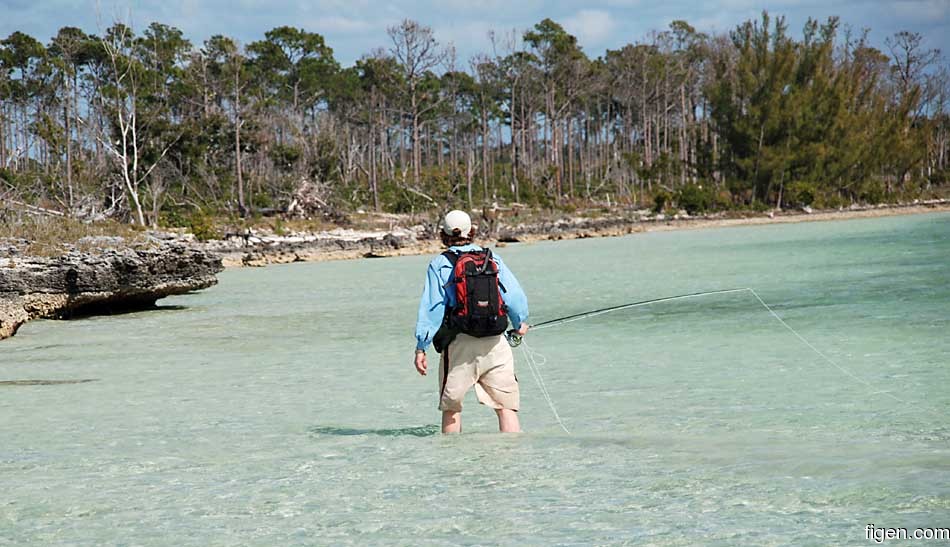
<box><xmin>442</xmin><ymin>249</ymin><xmax>508</xmax><ymax>338</ymax></box>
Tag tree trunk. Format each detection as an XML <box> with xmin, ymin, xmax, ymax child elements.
<box><xmin>521</xmin><ymin>90</ymin><xmax>530</xmax><ymax>184</ymax></box>
<box><xmin>752</xmin><ymin>123</ymin><xmax>765</xmax><ymax>204</ymax></box>
<box><xmin>510</xmin><ymin>87</ymin><xmax>519</xmax><ymax>202</ymax></box>
<box><xmin>680</xmin><ymin>83</ymin><xmax>688</xmax><ymax>186</ymax></box>
<box><xmin>399</xmin><ymin>117</ymin><xmax>408</xmax><ymax>179</ymax></box>
<box><xmin>567</xmin><ymin>117</ymin><xmax>574</xmax><ymax>198</ymax></box>
<box><xmin>235</xmin><ymin>69</ymin><xmax>246</xmax><ymax>216</ymax></box>
<box><xmin>481</xmin><ymin>107</ymin><xmax>489</xmax><ymax>203</ymax></box>
<box><xmin>412</xmin><ymin>92</ymin><xmax>421</xmax><ymax>185</ymax></box>
<box><xmin>370</xmin><ymin>118</ymin><xmax>379</xmax><ymax>211</ymax></box>
<box><xmin>0</xmin><ymin>102</ymin><xmax>6</xmax><ymax>169</ymax></box>
<box><xmin>466</xmin><ymin>142</ymin><xmax>474</xmax><ymax>210</ymax></box>
<box><xmin>64</xmin><ymin>77</ymin><xmax>73</xmax><ymax>209</ymax></box>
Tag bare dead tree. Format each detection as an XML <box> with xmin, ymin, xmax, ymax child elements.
<box><xmin>886</xmin><ymin>31</ymin><xmax>942</xmax><ymax>120</ymax></box>
<box><xmin>94</xmin><ymin>22</ymin><xmax>179</xmax><ymax>225</ymax></box>
<box><xmin>388</xmin><ymin>19</ymin><xmax>449</xmax><ymax>186</ymax></box>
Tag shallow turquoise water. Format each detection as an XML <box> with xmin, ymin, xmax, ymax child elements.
<box><xmin>2</xmin><ymin>213</ymin><xmax>948</xmax><ymax>546</ymax></box>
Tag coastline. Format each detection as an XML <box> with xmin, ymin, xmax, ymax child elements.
<box><xmin>1</xmin><ymin>200</ymin><xmax>944</xmax><ymax>341</ymax></box>
<box><xmin>214</xmin><ymin>200</ymin><xmax>950</xmax><ymax>268</ymax></box>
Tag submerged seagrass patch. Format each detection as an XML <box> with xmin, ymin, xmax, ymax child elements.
<box><xmin>0</xmin><ymin>379</ymin><xmax>98</xmax><ymax>386</ymax></box>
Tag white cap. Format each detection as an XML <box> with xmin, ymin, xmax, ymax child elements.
<box><xmin>442</xmin><ymin>210</ymin><xmax>472</xmax><ymax>236</ymax></box>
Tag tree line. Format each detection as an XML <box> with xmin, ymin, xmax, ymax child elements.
<box><xmin>1</xmin><ymin>13</ymin><xmax>948</xmax><ymax>227</ymax></box>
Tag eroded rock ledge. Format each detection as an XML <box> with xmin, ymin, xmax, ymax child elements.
<box><xmin>0</xmin><ymin>241</ymin><xmax>223</xmax><ymax>340</ymax></box>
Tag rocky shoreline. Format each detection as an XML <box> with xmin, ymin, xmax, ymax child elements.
<box><xmin>206</xmin><ymin>226</ymin><xmax>428</xmax><ymax>267</ymax></box>
<box><xmin>0</xmin><ymin>240</ymin><xmax>222</xmax><ymax>340</ymax></box>
<box><xmin>1</xmin><ymin>199</ymin><xmax>946</xmax><ymax>341</ymax></box>
<box><xmin>207</xmin><ymin>199</ymin><xmax>950</xmax><ymax>267</ymax></box>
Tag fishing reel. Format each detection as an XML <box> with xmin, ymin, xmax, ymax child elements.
<box><xmin>505</xmin><ymin>329</ymin><xmax>523</xmax><ymax>348</ymax></box>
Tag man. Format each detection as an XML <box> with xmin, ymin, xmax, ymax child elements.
<box><xmin>414</xmin><ymin>210</ymin><xmax>529</xmax><ymax>434</ymax></box>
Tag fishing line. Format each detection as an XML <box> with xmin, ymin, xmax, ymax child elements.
<box><xmin>519</xmin><ymin>339</ymin><xmax>570</xmax><ymax>434</ymax></box>
<box><xmin>523</xmin><ymin>341</ymin><xmax>547</xmax><ymax>367</ymax></box>
<box><xmin>513</xmin><ymin>287</ymin><xmax>937</xmax><ymax>431</ymax></box>
<box><xmin>744</xmin><ymin>288</ymin><xmax>936</xmax><ymax>415</ymax></box>
<box><xmin>530</xmin><ymin>287</ymin><xmax>753</xmax><ymax>331</ymax></box>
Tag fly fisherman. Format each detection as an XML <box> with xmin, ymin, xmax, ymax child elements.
<box><xmin>414</xmin><ymin>210</ymin><xmax>529</xmax><ymax>433</ymax></box>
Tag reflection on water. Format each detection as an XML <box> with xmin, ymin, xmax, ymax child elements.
<box><xmin>65</xmin><ymin>303</ymin><xmax>189</xmax><ymax>319</ymax></box>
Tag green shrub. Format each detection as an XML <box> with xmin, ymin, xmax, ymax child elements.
<box><xmin>750</xmin><ymin>200</ymin><xmax>771</xmax><ymax>212</ymax></box>
<box><xmin>308</xmin><ymin>134</ymin><xmax>339</xmax><ymax>181</ymax></box>
<box><xmin>273</xmin><ymin>217</ymin><xmax>286</xmax><ymax>236</ymax></box>
<box><xmin>515</xmin><ymin>182</ymin><xmax>555</xmax><ymax>209</ymax></box>
<box><xmin>159</xmin><ymin>208</ymin><xmax>190</xmax><ymax>229</ymax></box>
<box><xmin>269</xmin><ymin>143</ymin><xmax>302</xmax><ymax>173</ymax></box>
<box><xmin>858</xmin><ymin>180</ymin><xmax>885</xmax><ymax>204</ymax></box>
<box><xmin>378</xmin><ymin>180</ymin><xmax>426</xmax><ymax>214</ymax></box>
<box><xmin>652</xmin><ymin>190</ymin><xmax>671</xmax><ymax>214</ymax></box>
<box><xmin>785</xmin><ymin>181</ymin><xmax>817</xmax><ymax>207</ymax></box>
<box><xmin>896</xmin><ymin>180</ymin><xmax>924</xmax><ymax>202</ymax></box>
<box><xmin>251</xmin><ymin>191</ymin><xmax>274</xmax><ymax>210</ymax></box>
<box><xmin>675</xmin><ymin>184</ymin><xmax>713</xmax><ymax>215</ymax></box>
<box><xmin>929</xmin><ymin>169</ymin><xmax>949</xmax><ymax>186</ymax></box>
<box><xmin>188</xmin><ymin>212</ymin><xmax>221</xmax><ymax>241</ymax></box>
<box><xmin>816</xmin><ymin>192</ymin><xmax>846</xmax><ymax>210</ymax></box>
<box><xmin>726</xmin><ymin>178</ymin><xmax>754</xmax><ymax>204</ymax></box>
<box><xmin>714</xmin><ymin>189</ymin><xmax>734</xmax><ymax>210</ymax></box>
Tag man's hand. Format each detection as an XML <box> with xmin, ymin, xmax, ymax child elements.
<box><xmin>515</xmin><ymin>322</ymin><xmax>529</xmax><ymax>336</ymax></box>
<box><xmin>414</xmin><ymin>350</ymin><xmax>428</xmax><ymax>376</ymax></box>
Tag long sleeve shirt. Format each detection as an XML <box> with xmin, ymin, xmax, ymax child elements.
<box><xmin>415</xmin><ymin>244</ymin><xmax>528</xmax><ymax>351</ymax></box>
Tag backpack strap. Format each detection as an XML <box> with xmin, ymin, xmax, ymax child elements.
<box><xmin>441</xmin><ymin>250</ymin><xmax>460</xmax><ymax>288</ymax></box>
<box><xmin>441</xmin><ymin>250</ymin><xmax>460</xmax><ymax>267</ymax></box>
<box><xmin>484</xmin><ymin>248</ymin><xmax>507</xmax><ymax>292</ymax></box>
<box><xmin>477</xmin><ymin>249</ymin><xmax>493</xmax><ymax>275</ymax></box>
<box><xmin>436</xmin><ymin>250</ymin><xmax>463</xmax><ymax>349</ymax></box>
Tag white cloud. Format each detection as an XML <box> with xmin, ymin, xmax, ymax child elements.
<box><xmin>431</xmin><ymin>20</ymin><xmax>512</xmax><ymax>65</ymax></box>
<box><xmin>306</xmin><ymin>15</ymin><xmax>377</xmax><ymax>34</ymax></box>
<box><xmin>563</xmin><ymin>9</ymin><xmax>617</xmax><ymax>48</ymax></box>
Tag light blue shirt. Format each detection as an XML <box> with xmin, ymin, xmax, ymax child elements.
<box><xmin>415</xmin><ymin>244</ymin><xmax>528</xmax><ymax>351</ymax></box>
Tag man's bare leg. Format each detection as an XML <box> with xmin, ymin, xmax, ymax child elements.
<box><xmin>442</xmin><ymin>411</ymin><xmax>461</xmax><ymax>434</ymax></box>
<box><xmin>495</xmin><ymin>409</ymin><xmax>521</xmax><ymax>433</ymax></box>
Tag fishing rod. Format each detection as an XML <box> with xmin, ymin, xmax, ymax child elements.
<box><xmin>505</xmin><ymin>288</ymin><xmax>752</xmax><ymax>347</ymax></box>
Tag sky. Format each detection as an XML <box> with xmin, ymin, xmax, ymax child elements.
<box><xmin>1</xmin><ymin>0</ymin><xmax>948</xmax><ymax>66</ymax></box>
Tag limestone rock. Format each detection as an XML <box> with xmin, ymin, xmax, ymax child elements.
<box><xmin>0</xmin><ymin>243</ymin><xmax>223</xmax><ymax>340</ymax></box>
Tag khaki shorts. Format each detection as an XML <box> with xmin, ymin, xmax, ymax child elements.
<box><xmin>438</xmin><ymin>333</ymin><xmax>519</xmax><ymax>412</ymax></box>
